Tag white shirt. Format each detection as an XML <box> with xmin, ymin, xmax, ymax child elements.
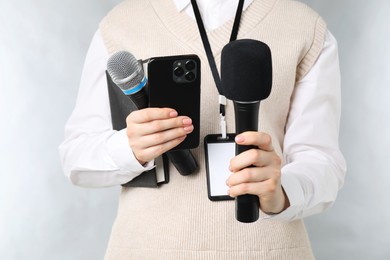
<box><xmin>59</xmin><ymin>0</ymin><xmax>346</xmax><ymax>221</ymax></box>
<box><xmin>174</xmin><ymin>0</ymin><xmax>254</xmax><ymax>31</ymax></box>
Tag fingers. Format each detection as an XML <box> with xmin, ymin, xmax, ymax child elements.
<box><xmin>125</xmin><ymin>107</ymin><xmax>194</xmax><ymax>163</ymax></box>
<box><xmin>127</xmin><ymin>107</ymin><xmax>178</xmax><ymax>124</ymax></box>
<box><xmin>227</xmin><ymin>175</ymin><xmax>286</xmax><ymax>214</ymax></box>
<box><xmin>226</xmin><ymin>165</ymin><xmax>281</xmax><ymax>200</ymax></box>
<box><xmin>229</xmin><ymin>148</ymin><xmax>281</xmax><ymax>172</ymax></box>
<box><xmin>226</xmin><ymin>167</ymin><xmax>280</xmax><ymax>187</ymax></box>
<box><xmin>226</xmin><ymin>131</ymin><xmax>286</xmax><ymax>214</ymax></box>
<box><xmin>229</xmin><ymin>147</ymin><xmax>281</xmax><ymax>173</ymax></box>
<box><xmin>132</xmin><ymin>135</ymin><xmax>187</xmax><ymax>163</ymax></box>
<box><xmin>235</xmin><ymin>131</ymin><xmax>274</xmax><ymax>152</ymax></box>
<box><xmin>229</xmin><ymin>132</ymin><xmax>280</xmax><ymax>172</ymax></box>
<box><xmin>227</xmin><ymin>177</ymin><xmax>279</xmax><ymax>198</ymax></box>
<box><xmin>128</xmin><ymin>114</ymin><xmax>193</xmax><ymax>136</ymax></box>
<box><xmin>226</xmin><ymin>131</ymin><xmax>281</xmax><ymax>197</ymax></box>
<box><xmin>127</xmin><ymin>108</ymin><xmax>192</xmax><ymax>135</ymax></box>
<box><xmin>129</xmin><ymin>124</ymin><xmax>193</xmax><ymax>152</ymax></box>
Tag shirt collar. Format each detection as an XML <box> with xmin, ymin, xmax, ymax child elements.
<box><xmin>173</xmin><ymin>0</ymin><xmax>191</xmax><ymax>12</ymax></box>
<box><xmin>173</xmin><ymin>0</ymin><xmax>253</xmax><ymax>13</ymax></box>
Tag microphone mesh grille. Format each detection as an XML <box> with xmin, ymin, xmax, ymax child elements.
<box><xmin>107</xmin><ymin>51</ymin><xmax>144</xmax><ymax>91</ymax></box>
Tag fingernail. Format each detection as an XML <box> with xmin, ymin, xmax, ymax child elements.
<box><xmin>182</xmin><ymin>118</ymin><xmax>192</xmax><ymax>125</ymax></box>
<box><xmin>184</xmin><ymin>125</ymin><xmax>193</xmax><ymax>132</ymax></box>
<box><xmin>169</xmin><ymin>111</ymin><xmax>178</xmax><ymax>117</ymax></box>
<box><xmin>235</xmin><ymin>135</ymin><xmax>244</xmax><ymax>143</ymax></box>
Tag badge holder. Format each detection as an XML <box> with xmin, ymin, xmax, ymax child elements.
<box><xmin>204</xmin><ymin>134</ymin><xmax>236</xmax><ymax>201</ymax></box>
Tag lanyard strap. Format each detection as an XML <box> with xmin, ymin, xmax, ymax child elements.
<box><xmin>191</xmin><ymin>0</ymin><xmax>244</xmax><ymax>97</ymax></box>
<box><xmin>191</xmin><ymin>0</ymin><xmax>245</xmax><ymax>137</ymax></box>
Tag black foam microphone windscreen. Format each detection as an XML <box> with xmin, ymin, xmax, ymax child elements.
<box><xmin>221</xmin><ymin>39</ymin><xmax>273</xmax><ymax>223</ymax></box>
<box><xmin>221</xmin><ymin>39</ymin><xmax>272</xmax><ymax>102</ymax></box>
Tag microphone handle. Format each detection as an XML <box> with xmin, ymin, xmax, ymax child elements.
<box><xmin>234</xmin><ymin>101</ymin><xmax>261</xmax><ymax>223</ymax></box>
<box><xmin>166</xmin><ymin>150</ymin><xmax>199</xmax><ymax>176</ymax></box>
<box><xmin>128</xmin><ymin>88</ymin><xmax>149</xmax><ymax>110</ymax></box>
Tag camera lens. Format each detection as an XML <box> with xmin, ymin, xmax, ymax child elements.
<box><xmin>185</xmin><ymin>71</ymin><xmax>195</xmax><ymax>81</ymax></box>
<box><xmin>174</xmin><ymin>66</ymin><xmax>185</xmax><ymax>77</ymax></box>
<box><xmin>185</xmin><ymin>60</ymin><xmax>196</xmax><ymax>71</ymax></box>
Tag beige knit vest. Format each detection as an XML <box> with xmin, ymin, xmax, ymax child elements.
<box><xmin>100</xmin><ymin>0</ymin><xmax>326</xmax><ymax>259</ymax></box>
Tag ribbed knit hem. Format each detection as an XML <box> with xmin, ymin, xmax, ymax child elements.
<box><xmin>105</xmin><ymin>247</ymin><xmax>315</xmax><ymax>260</ymax></box>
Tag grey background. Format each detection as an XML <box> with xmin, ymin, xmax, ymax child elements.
<box><xmin>0</xmin><ymin>0</ymin><xmax>388</xmax><ymax>259</ymax></box>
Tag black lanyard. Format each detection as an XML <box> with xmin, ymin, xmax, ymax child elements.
<box><xmin>191</xmin><ymin>0</ymin><xmax>244</xmax><ymax>136</ymax></box>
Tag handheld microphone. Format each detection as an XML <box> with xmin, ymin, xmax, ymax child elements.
<box><xmin>107</xmin><ymin>51</ymin><xmax>198</xmax><ymax>176</ymax></box>
<box><xmin>107</xmin><ymin>51</ymin><xmax>148</xmax><ymax>109</ymax></box>
<box><xmin>221</xmin><ymin>39</ymin><xmax>273</xmax><ymax>223</ymax></box>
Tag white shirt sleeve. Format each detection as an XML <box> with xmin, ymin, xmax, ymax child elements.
<box><xmin>265</xmin><ymin>31</ymin><xmax>347</xmax><ymax>221</ymax></box>
<box><xmin>58</xmin><ymin>30</ymin><xmax>154</xmax><ymax>188</ymax></box>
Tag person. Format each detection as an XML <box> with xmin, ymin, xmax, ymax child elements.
<box><xmin>59</xmin><ymin>0</ymin><xmax>347</xmax><ymax>259</ymax></box>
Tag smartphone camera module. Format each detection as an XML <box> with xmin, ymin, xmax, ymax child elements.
<box><xmin>185</xmin><ymin>72</ymin><xmax>195</xmax><ymax>81</ymax></box>
<box><xmin>174</xmin><ymin>66</ymin><xmax>185</xmax><ymax>77</ymax></box>
<box><xmin>173</xmin><ymin>59</ymin><xmax>197</xmax><ymax>83</ymax></box>
<box><xmin>185</xmin><ymin>60</ymin><xmax>196</xmax><ymax>70</ymax></box>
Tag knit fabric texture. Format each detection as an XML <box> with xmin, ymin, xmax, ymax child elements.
<box><xmin>100</xmin><ymin>0</ymin><xmax>326</xmax><ymax>259</ymax></box>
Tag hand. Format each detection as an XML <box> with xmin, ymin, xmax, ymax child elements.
<box><xmin>226</xmin><ymin>131</ymin><xmax>290</xmax><ymax>214</ymax></box>
<box><xmin>126</xmin><ymin>107</ymin><xmax>193</xmax><ymax>165</ymax></box>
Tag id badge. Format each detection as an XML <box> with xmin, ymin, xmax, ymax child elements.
<box><xmin>204</xmin><ymin>134</ymin><xmax>236</xmax><ymax>201</ymax></box>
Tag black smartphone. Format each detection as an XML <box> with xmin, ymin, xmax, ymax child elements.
<box><xmin>147</xmin><ymin>54</ymin><xmax>201</xmax><ymax>150</ymax></box>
